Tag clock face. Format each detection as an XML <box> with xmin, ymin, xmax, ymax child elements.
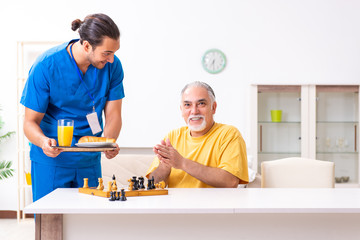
<box><xmin>202</xmin><ymin>49</ymin><xmax>226</xmax><ymax>74</ymax></box>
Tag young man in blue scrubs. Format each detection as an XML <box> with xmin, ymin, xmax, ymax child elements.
<box><xmin>20</xmin><ymin>13</ymin><xmax>124</xmax><ymax>202</ymax></box>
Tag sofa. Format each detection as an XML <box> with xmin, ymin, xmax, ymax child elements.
<box><xmin>101</xmin><ymin>154</ymin><xmax>154</xmax><ymax>187</ymax></box>
<box><xmin>101</xmin><ymin>153</ymin><xmax>261</xmax><ymax>188</ymax></box>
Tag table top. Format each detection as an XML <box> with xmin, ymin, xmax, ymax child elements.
<box><xmin>24</xmin><ymin>188</ymin><xmax>360</xmax><ymax>214</ymax></box>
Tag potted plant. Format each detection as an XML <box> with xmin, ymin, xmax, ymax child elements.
<box><xmin>0</xmin><ymin>106</ymin><xmax>15</xmax><ymax>180</ymax></box>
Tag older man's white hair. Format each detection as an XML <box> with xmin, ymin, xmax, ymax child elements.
<box><xmin>180</xmin><ymin>81</ymin><xmax>216</xmax><ymax>104</ymax></box>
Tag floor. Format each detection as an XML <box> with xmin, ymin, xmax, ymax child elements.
<box><xmin>0</xmin><ymin>219</ymin><xmax>35</xmax><ymax>240</ymax></box>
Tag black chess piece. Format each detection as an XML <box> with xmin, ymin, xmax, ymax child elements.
<box><xmin>151</xmin><ymin>176</ymin><xmax>156</xmax><ymax>189</ymax></box>
<box><xmin>120</xmin><ymin>189</ymin><xmax>127</xmax><ymax>201</ymax></box>
<box><xmin>116</xmin><ymin>191</ymin><xmax>120</xmax><ymax>201</ymax></box>
<box><xmin>139</xmin><ymin>176</ymin><xmax>145</xmax><ymax>189</ymax></box>
<box><xmin>135</xmin><ymin>178</ymin><xmax>140</xmax><ymax>189</ymax></box>
<box><xmin>147</xmin><ymin>177</ymin><xmax>156</xmax><ymax>190</ymax></box>
<box><xmin>147</xmin><ymin>178</ymin><xmax>152</xmax><ymax>190</ymax></box>
<box><xmin>109</xmin><ymin>191</ymin><xmax>116</xmax><ymax>201</ymax></box>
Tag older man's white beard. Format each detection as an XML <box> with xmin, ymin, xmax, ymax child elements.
<box><xmin>187</xmin><ymin>115</ymin><xmax>207</xmax><ymax>132</ymax></box>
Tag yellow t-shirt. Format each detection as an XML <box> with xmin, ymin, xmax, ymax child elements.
<box><xmin>146</xmin><ymin>123</ymin><xmax>249</xmax><ymax>188</ymax></box>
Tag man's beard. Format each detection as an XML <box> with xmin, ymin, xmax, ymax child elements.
<box><xmin>187</xmin><ymin>114</ymin><xmax>207</xmax><ymax>132</ymax></box>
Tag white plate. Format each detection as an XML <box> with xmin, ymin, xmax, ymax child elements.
<box><xmin>75</xmin><ymin>142</ymin><xmax>116</xmax><ymax>148</ymax></box>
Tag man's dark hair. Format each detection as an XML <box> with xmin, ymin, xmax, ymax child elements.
<box><xmin>71</xmin><ymin>13</ymin><xmax>120</xmax><ymax>49</ymax></box>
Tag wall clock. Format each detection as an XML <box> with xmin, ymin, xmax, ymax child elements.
<box><xmin>201</xmin><ymin>49</ymin><xmax>226</xmax><ymax>74</ymax></box>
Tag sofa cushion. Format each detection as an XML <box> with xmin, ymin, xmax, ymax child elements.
<box><xmin>101</xmin><ymin>154</ymin><xmax>155</xmax><ymax>187</ymax></box>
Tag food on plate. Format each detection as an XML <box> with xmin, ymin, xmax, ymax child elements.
<box><xmin>78</xmin><ymin>136</ymin><xmax>116</xmax><ymax>143</ymax></box>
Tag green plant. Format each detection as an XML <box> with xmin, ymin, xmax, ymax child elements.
<box><xmin>0</xmin><ymin>106</ymin><xmax>15</xmax><ymax>180</ymax></box>
<box><xmin>0</xmin><ymin>160</ymin><xmax>14</xmax><ymax>180</ymax></box>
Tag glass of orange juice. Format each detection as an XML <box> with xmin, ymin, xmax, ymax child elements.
<box><xmin>57</xmin><ymin>119</ymin><xmax>74</xmax><ymax>146</ymax></box>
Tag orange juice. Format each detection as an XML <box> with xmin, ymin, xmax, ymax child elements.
<box><xmin>58</xmin><ymin>126</ymin><xmax>74</xmax><ymax>146</ymax></box>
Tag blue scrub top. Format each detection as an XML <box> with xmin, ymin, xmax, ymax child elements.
<box><xmin>20</xmin><ymin>39</ymin><xmax>125</xmax><ymax>168</ymax></box>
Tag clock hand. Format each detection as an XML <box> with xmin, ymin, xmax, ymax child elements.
<box><xmin>211</xmin><ymin>59</ymin><xmax>215</xmax><ymax>70</ymax></box>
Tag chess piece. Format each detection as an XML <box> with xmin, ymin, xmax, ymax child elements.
<box><xmin>151</xmin><ymin>176</ymin><xmax>156</xmax><ymax>189</ymax></box>
<box><xmin>128</xmin><ymin>178</ymin><xmax>134</xmax><ymax>191</ymax></box>
<box><xmin>147</xmin><ymin>177</ymin><xmax>154</xmax><ymax>190</ymax></box>
<box><xmin>154</xmin><ymin>181</ymin><xmax>166</xmax><ymax>189</ymax></box>
<box><xmin>147</xmin><ymin>178</ymin><xmax>151</xmax><ymax>190</ymax></box>
<box><xmin>139</xmin><ymin>176</ymin><xmax>145</xmax><ymax>189</ymax></box>
<box><xmin>97</xmin><ymin>178</ymin><xmax>104</xmax><ymax>190</ymax></box>
<box><xmin>108</xmin><ymin>181</ymin><xmax>112</xmax><ymax>192</ymax></box>
<box><xmin>120</xmin><ymin>189</ymin><xmax>127</xmax><ymax>201</ymax></box>
<box><xmin>116</xmin><ymin>191</ymin><xmax>120</xmax><ymax>201</ymax></box>
<box><xmin>109</xmin><ymin>191</ymin><xmax>116</xmax><ymax>201</ymax></box>
<box><xmin>135</xmin><ymin>178</ymin><xmax>140</xmax><ymax>190</ymax></box>
<box><xmin>83</xmin><ymin>178</ymin><xmax>89</xmax><ymax>188</ymax></box>
<box><xmin>158</xmin><ymin>181</ymin><xmax>166</xmax><ymax>189</ymax></box>
<box><xmin>112</xmin><ymin>174</ymin><xmax>117</xmax><ymax>191</ymax></box>
<box><xmin>131</xmin><ymin>176</ymin><xmax>138</xmax><ymax>190</ymax></box>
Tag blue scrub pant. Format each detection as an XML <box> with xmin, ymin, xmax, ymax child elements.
<box><xmin>31</xmin><ymin>161</ymin><xmax>101</xmax><ymax>202</ymax></box>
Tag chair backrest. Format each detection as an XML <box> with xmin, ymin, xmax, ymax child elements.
<box><xmin>261</xmin><ymin>157</ymin><xmax>335</xmax><ymax>188</ymax></box>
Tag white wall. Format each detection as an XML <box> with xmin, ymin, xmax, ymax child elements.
<box><xmin>1</xmin><ymin>0</ymin><xmax>360</xmax><ymax>210</ymax></box>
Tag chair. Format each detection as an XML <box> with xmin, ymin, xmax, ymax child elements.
<box><xmin>261</xmin><ymin>157</ymin><xmax>335</xmax><ymax>188</ymax></box>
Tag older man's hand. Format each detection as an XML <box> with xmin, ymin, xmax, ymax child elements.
<box><xmin>154</xmin><ymin>138</ymin><xmax>186</xmax><ymax>169</ymax></box>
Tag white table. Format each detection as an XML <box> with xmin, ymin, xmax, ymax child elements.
<box><xmin>25</xmin><ymin>188</ymin><xmax>360</xmax><ymax>240</ymax></box>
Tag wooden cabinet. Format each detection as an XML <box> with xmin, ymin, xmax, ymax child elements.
<box><xmin>250</xmin><ymin>84</ymin><xmax>359</xmax><ymax>187</ymax></box>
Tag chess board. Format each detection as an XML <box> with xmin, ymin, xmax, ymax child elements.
<box><xmin>78</xmin><ymin>176</ymin><xmax>168</xmax><ymax>198</ymax></box>
<box><xmin>78</xmin><ymin>187</ymin><xmax>168</xmax><ymax>198</ymax></box>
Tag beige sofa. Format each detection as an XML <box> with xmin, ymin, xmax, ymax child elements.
<box><xmin>101</xmin><ymin>153</ymin><xmax>260</xmax><ymax>188</ymax></box>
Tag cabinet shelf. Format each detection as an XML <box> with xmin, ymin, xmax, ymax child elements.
<box><xmin>335</xmin><ymin>183</ymin><xmax>359</xmax><ymax>188</ymax></box>
<box><xmin>317</xmin><ymin>121</ymin><xmax>358</xmax><ymax>124</ymax></box>
<box><xmin>258</xmin><ymin>121</ymin><xmax>301</xmax><ymax>124</ymax></box>
<box><xmin>258</xmin><ymin>152</ymin><xmax>301</xmax><ymax>154</ymax></box>
<box><xmin>18</xmin><ymin>184</ymin><xmax>32</xmax><ymax>189</ymax></box>
<box><xmin>316</xmin><ymin>152</ymin><xmax>358</xmax><ymax>154</ymax></box>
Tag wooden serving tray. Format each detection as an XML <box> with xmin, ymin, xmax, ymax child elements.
<box><xmin>51</xmin><ymin>146</ymin><xmax>116</xmax><ymax>152</ymax></box>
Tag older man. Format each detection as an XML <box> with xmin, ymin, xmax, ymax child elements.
<box><xmin>146</xmin><ymin>81</ymin><xmax>248</xmax><ymax>188</ymax></box>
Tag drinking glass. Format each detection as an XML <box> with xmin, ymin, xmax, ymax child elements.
<box><xmin>57</xmin><ymin>119</ymin><xmax>74</xmax><ymax>146</ymax></box>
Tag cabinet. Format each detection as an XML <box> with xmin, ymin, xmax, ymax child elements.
<box><xmin>250</xmin><ymin>85</ymin><xmax>359</xmax><ymax>187</ymax></box>
<box><xmin>315</xmin><ymin>86</ymin><xmax>359</xmax><ymax>185</ymax></box>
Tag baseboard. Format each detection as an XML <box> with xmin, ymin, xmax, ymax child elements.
<box><xmin>0</xmin><ymin>210</ymin><xmax>34</xmax><ymax>219</ymax></box>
